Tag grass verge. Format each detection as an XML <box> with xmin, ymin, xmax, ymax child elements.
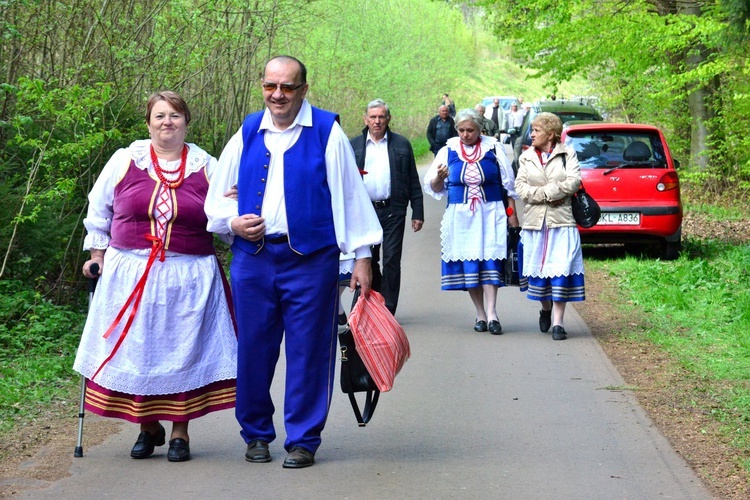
<box><xmin>586</xmin><ymin>236</ymin><xmax>750</xmax><ymax>471</ymax></box>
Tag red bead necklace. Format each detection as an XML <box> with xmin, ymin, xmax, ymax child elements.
<box><xmin>460</xmin><ymin>138</ymin><xmax>482</xmax><ymax>163</ymax></box>
<box><xmin>150</xmin><ymin>144</ymin><xmax>187</xmax><ymax>189</ymax></box>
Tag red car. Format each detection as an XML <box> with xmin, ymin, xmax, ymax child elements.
<box><xmin>561</xmin><ymin>123</ymin><xmax>683</xmax><ymax>260</ymax></box>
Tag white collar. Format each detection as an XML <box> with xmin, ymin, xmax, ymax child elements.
<box><xmin>366</xmin><ymin>130</ymin><xmax>388</xmax><ymax>145</ymax></box>
<box><xmin>129</xmin><ymin>139</ymin><xmax>209</xmax><ymax>174</ymax></box>
<box><xmin>259</xmin><ymin>99</ymin><xmax>312</xmax><ymax>132</ymax></box>
<box><xmin>446</xmin><ymin>135</ymin><xmax>498</xmax><ymax>150</ymax></box>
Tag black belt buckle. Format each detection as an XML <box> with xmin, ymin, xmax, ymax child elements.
<box><xmin>372</xmin><ymin>199</ymin><xmax>390</xmax><ymax>208</ymax></box>
<box><xmin>266</xmin><ymin>235</ymin><xmax>289</xmax><ymax>244</ymax></box>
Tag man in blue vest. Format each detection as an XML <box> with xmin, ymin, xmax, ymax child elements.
<box><xmin>205</xmin><ymin>55</ymin><xmax>382</xmax><ymax>468</ymax></box>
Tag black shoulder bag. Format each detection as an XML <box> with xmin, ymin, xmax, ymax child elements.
<box><xmin>338</xmin><ymin>288</ymin><xmax>379</xmax><ymax>426</ymax></box>
<box><xmin>505</xmin><ymin>226</ymin><xmax>522</xmax><ymax>286</ymax></box>
<box><xmin>495</xmin><ymin>143</ymin><xmax>521</xmax><ymax>285</ymax></box>
<box><xmin>561</xmin><ymin>153</ymin><xmax>600</xmax><ymax>228</ymax></box>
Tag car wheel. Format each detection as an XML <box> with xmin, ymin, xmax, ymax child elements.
<box><xmin>659</xmin><ymin>238</ymin><xmax>681</xmax><ymax>260</ymax></box>
<box><xmin>661</xmin><ymin>227</ymin><xmax>682</xmax><ymax>260</ymax></box>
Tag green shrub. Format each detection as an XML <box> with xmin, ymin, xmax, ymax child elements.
<box><xmin>0</xmin><ymin>280</ymin><xmax>86</xmax><ymax>430</ymax></box>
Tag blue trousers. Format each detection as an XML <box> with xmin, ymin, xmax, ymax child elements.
<box><xmin>231</xmin><ymin>242</ymin><xmax>339</xmax><ymax>453</ymax></box>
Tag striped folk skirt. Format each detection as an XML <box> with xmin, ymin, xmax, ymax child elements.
<box><xmin>84</xmin><ymin>378</ymin><xmax>236</xmax><ymax>423</ymax></box>
<box><xmin>520</xmin><ymin>273</ymin><xmax>585</xmax><ymax>302</ymax></box>
<box><xmin>441</xmin><ymin>258</ymin><xmax>505</xmax><ymax>290</ymax></box>
<box><xmin>519</xmin><ymin>224</ymin><xmax>585</xmax><ymax>302</ymax></box>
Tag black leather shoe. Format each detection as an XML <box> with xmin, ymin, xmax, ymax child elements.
<box><xmin>130</xmin><ymin>423</ymin><xmax>166</xmax><ymax>459</ymax></box>
<box><xmin>552</xmin><ymin>325</ymin><xmax>567</xmax><ymax>341</ymax></box>
<box><xmin>283</xmin><ymin>446</ymin><xmax>315</xmax><ymax>469</ymax></box>
<box><xmin>245</xmin><ymin>440</ymin><xmax>271</xmax><ymax>463</ymax></box>
<box><xmin>473</xmin><ymin>320</ymin><xmax>488</xmax><ymax>332</ymax></box>
<box><xmin>539</xmin><ymin>309</ymin><xmax>552</xmax><ymax>333</ymax></box>
<box><xmin>167</xmin><ymin>438</ymin><xmax>190</xmax><ymax>462</ymax></box>
<box><xmin>488</xmin><ymin>320</ymin><xmax>502</xmax><ymax>335</ymax></box>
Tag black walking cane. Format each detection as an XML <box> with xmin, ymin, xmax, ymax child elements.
<box><xmin>74</xmin><ymin>262</ymin><xmax>99</xmax><ymax>458</ymax></box>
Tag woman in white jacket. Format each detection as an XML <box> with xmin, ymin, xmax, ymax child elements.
<box><xmin>514</xmin><ymin>112</ymin><xmax>585</xmax><ymax>340</ymax></box>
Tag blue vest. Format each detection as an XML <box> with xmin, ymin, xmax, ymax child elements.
<box><xmin>446</xmin><ymin>146</ymin><xmax>504</xmax><ymax>204</ymax></box>
<box><xmin>236</xmin><ymin>107</ymin><xmax>338</xmax><ymax>255</ymax></box>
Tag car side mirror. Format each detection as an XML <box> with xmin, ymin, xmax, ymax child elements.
<box><xmin>673</xmin><ymin>158</ymin><xmax>680</xmax><ymax>169</ymax></box>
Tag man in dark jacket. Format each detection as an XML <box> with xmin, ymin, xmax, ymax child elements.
<box><xmin>475</xmin><ymin>103</ymin><xmax>500</xmax><ymax>139</ymax></box>
<box><xmin>426</xmin><ymin>105</ymin><xmax>458</xmax><ymax>156</ymax></box>
<box><xmin>350</xmin><ymin>99</ymin><xmax>424</xmax><ymax>315</ymax></box>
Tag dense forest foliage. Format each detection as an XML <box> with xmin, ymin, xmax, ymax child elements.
<box><xmin>478</xmin><ymin>0</ymin><xmax>750</xmax><ymax>180</ymax></box>
<box><xmin>1</xmin><ymin>0</ymin><xmax>748</xmax><ymax>302</ymax></box>
<box><xmin>0</xmin><ymin>0</ymin><xmax>486</xmax><ymax>298</ymax></box>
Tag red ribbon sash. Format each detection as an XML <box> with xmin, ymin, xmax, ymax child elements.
<box><xmin>91</xmin><ymin>234</ymin><xmax>165</xmax><ymax>382</ymax></box>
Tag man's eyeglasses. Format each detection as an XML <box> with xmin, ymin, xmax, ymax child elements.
<box><xmin>261</xmin><ymin>82</ymin><xmax>305</xmax><ymax>95</ymax></box>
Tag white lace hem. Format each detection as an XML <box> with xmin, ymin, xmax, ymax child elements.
<box><xmin>72</xmin><ymin>247</ymin><xmax>237</xmax><ymax>395</ymax></box>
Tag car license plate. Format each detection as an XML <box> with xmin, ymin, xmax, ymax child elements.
<box><xmin>599</xmin><ymin>212</ymin><xmax>640</xmax><ymax>225</ymax></box>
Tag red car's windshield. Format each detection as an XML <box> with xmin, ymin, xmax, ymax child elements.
<box><xmin>564</xmin><ymin>131</ymin><xmax>668</xmax><ymax>170</ymax></box>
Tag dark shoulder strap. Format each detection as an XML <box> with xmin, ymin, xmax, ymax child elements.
<box><xmin>559</xmin><ymin>148</ymin><xmax>586</xmax><ymax>191</ymax></box>
<box><xmin>340</xmin><ymin>352</ymin><xmax>380</xmax><ymax>426</ymax></box>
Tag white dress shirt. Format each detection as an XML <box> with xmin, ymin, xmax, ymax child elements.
<box><xmin>205</xmin><ymin>100</ymin><xmax>382</xmax><ymax>259</ymax></box>
<box><xmin>362</xmin><ymin>131</ymin><xmax>391</xmax><ymax>202</ymax></box>
<box><xmin>511</xmin><ymin>109</ymin><xmax>526</xmax><ymax>128</ymax></box>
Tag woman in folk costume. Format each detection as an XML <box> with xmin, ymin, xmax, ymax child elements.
<box><xmin>515</xmin><ymin>112</ymin><xmax>585</xmax><ymax>341</ymax></box>
<box><xmin>423</xmin><ymin>108</ymin><xmax>519</xmax><ymax>335</ymax></box>
<box><xmin>73</xmin><ymin>91</ymin><xmax>237</xmax><ymax>462</ymax></box>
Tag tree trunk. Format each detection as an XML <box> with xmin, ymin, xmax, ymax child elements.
<box><xmin>680</xmin><ymin>0</ymin><xmax>713</xmax><ymax>170</ymax></box>
<box><xmin>687</xmin><ymin>75</ymin><xmax>710</xmax><ymax>170</ymax></box>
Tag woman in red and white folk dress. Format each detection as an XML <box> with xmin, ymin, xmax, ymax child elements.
<box><xmin>73</xmin><ymin>91</ymin><xmax>237</xmax><ymax>462</ymax></box>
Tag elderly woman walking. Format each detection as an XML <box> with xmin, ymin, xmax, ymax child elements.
<box><xmin>515</xmin><ymin>112</ymin><xmax>585</xmax><ymax>340</ymax></box>
<box><xmin>424</xmin><ymin>108</ymin><xmax>519</xmax><ymax>334</ymax></box>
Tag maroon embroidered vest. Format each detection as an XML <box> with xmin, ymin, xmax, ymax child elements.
<box><xmin>109</xmin><ymin>161</ymin><xmax>214</xmax><ymax>255</ymax></box>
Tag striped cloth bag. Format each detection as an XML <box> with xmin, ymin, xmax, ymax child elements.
<box><xmin>348</xmin><ymin>290</ymin><xmax>410</xmax><ymax>392</ymax></box>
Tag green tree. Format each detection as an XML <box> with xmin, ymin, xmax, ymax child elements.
<box><xmin>290</xmin><ymin>0</ymin><xmax>478</xmax><ymax>138</ymax></box>
<box><xmin>0</xmin><ymin>0</ymin><xmax>490</xmax><ymax>299</ymax></box>
<box><xmin>477</xmin><ymin>0</ymin><xmax>750</xmax><ymax>184</ymax></box>
<box><xmin>723</xmin><ymin>0</ymin><xmax>750</xmax><ymax>32</ymax></box>
<box><xmin>0</xmin><ymin>0</ymin><xmax>317</xmax><ymax>296</ymax></box>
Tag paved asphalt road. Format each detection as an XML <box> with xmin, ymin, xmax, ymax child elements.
<box><xmin>22</xmin><ymin>163</ymin><xmax>713</xmax><ymax>499</ymax></box>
